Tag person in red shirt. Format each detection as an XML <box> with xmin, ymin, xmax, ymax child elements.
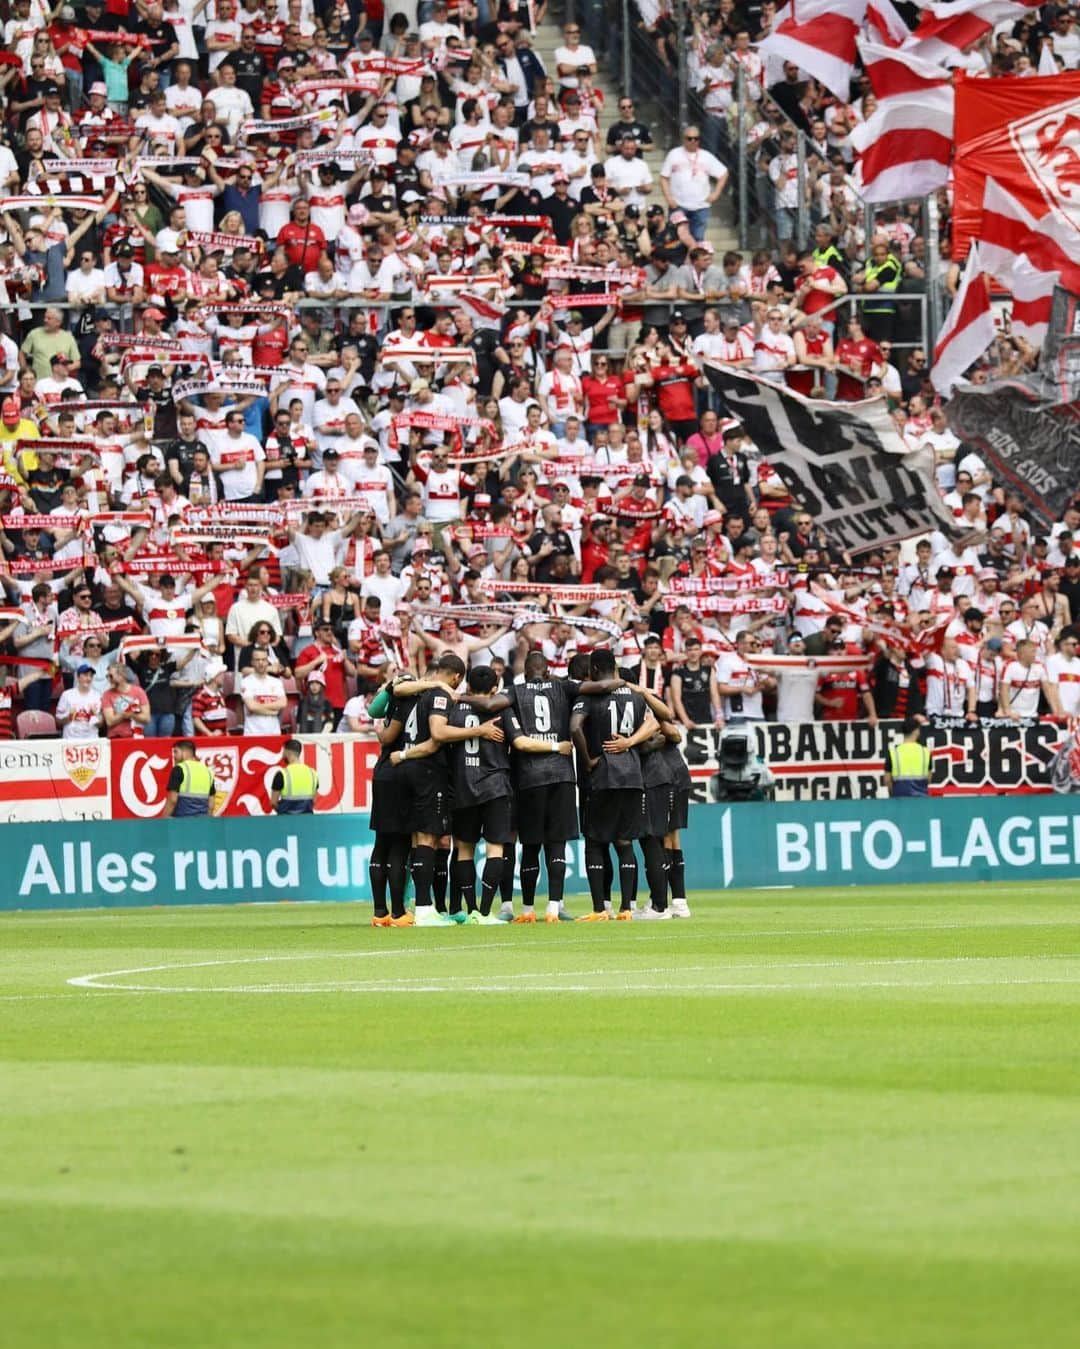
<box><xmin>789</xmin><ymin>315</ymin><xmax>834</xmax><ymax>398</ymax></box>
<box><xmin>192</xmin><ymin>661</ymin><xmax>230</xmax><ymax>736</ymax></box>
<box><xmin>793</xmin><ymin>249</ymin><xmax>847</xmax><ymax>327</ymax></box>
<box><xmin>815</xmin><ymin>664</ymin><xmax>878</xmax><ymax>722</ymax></box>
<box><xmin>580</xmin><ymin>355</ymin><xmax>626</xmax><ymax>432</ymax></box>
<box><xmin>276</xmin><ymin>199</ymin><xmax>326</xmax><ymax>275</ymax></box>
<box><xmin>834</xmin><ymin>317</ymin><xmax>883</xmax><ymax>402</ymax></box>
<box><xmin>646</xmin><ymin>352</ymin><xmax>701</xmax><ymax>442</ymax></box>
<box><xmin>293</xmin><ymin>619</ymin><xmax>356</xmax><ymax>713</ymax></box>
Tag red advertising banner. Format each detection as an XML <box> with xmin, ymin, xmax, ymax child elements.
<box><xmin>110</xmin><ymin>734</ymin><xmax>381</xmax><ymax>819</ymax></box>
<box><xmin>952</xmin><ymin>69</ymin><xmax>1080</xmax><ymax>258</ymax></box>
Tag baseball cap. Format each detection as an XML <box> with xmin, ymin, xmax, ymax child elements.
<box><xmin>671</xmin><ymin>308</ymin><xmax>687</xmax><ymax>322</ymax></box>
<box><xmin>2</xmin><ymin>396</ymin><xmax>20</xmax><ymax>424</ymax></box>
<box><xmin>205</xmin><ymin>658</ymin><xmax>228</xmax><ymax>680</ymax></box>
<box><xmin>307</xmin><ymin>670</ymin><xmax>326</xmax><ymax>685</ymax></box>
<box><xmin>553</xmin><ymin>171</ymin><xmax>569</xmax><ymax>183</ymax></box>
<box><xmin>323</xmin><ymin>449</ymin><xmax>340</xmax><ymax>460</ymax></box>
<box><xmin>647</xmin><ymin>204</ymin><xmax>664</xmax><ymax>216</ymax></box>
<box><xmin>473</xmin><ymin>493</ymin><xmax>491</xmax><ymax>507</ymax></box>
<box><xmin>413</xmin><ymin>537</ymin><xmax>432</xmax><ymax>553</ymax></box>
<box><xmin>1068</xmin><ymin>556</ymin><xmax>1080</xmax><ymax>566</ymax></box>
<box><xmin>147</xmin><ymin>364</ymin><xmax>165</xmax><ymax>376</ymax></box>
<box><xmin>632</xmin><ymin>472</ymin><xmax>650</xmax><ymax>487</ymax></box>
<box><xmin>60</xmin><ymin>4</ymin><xmax>76</xmax><ymax>18</ymax></box>
<box><xmin>142</xmin><ymin>306</ymin><xmax>166</xmax><ymax>321</ymax></box>
<box><xmin>76</xmin><ymin>663</ymin><xmax>94</xmax><ymax>675</ymax></box>
<box><xmin>408</xmin><ymin>378</ymin><xmax>429</xmax><ymax>395</ymax></box>
<box><xmin>89</xmin><ymin>81</ymin><xmax>108</xmax><ymax>96</ymax></box>
<box><xmin>114</xmin><ymin>242</ymin><xmax>134</xmax><ymax>258</ymax></box>
<box><xmin>50</xmin><ymin>352</ymin><xmax>69</xmax><ymax>365</ymax></box>
<box><xmin>977</xmin><ymin>566</ymin><xmax>997</xmax><ymax>580</ymax></box>
<box><xmin>568</xmin><ymin>309</ymin><xmax>583</xmax><ymax>323</ymax></box>
<box><xmin>703</xmin><ymin>509</ymin><xmax>724</xmax><ymax>526</ymax></box>
<box><xmin>43</xmin><ymin>82</ymin><xmax>61</xmax><ymax>96</ymax></box>
<box><xmin>985</xmin><ymin>637</ymin><xmax>1003</xmax><ymax>652</ymax></box>
<box><xmin>277</xmin><ymin>55</ymin><xmax>297</xmax><ymax>68</ymax></box>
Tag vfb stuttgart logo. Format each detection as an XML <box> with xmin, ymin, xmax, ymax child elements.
<box><xmin>1010</xmin><ymin>96</ymin><xmax>1080</xmax><ymax>227</ymax></box>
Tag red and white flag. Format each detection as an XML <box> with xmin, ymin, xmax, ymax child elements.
<box><xmin>760</xmin><ymin>0</ymin><xmax>865</xmax><ymax>98</ymax></box>
<box><xmin>979</xmin><ymin>175</ymin><xmax>1080</xmax><ymax>294</ymax></box>
<box><xmin>850</xmin><ymin>40</ymin><xmax>954</xmax><ymax>201</ymax></box>
<box><xmin>903</xmin><ymin>9</ymin><xmax>991</xmax><ymax>66</ymax></box>
<box><xmin>931</xmin><ymin>243</ymin><xmax>996</xmax><ymax>394</ymax></box>
<box><xmin>865</xmin><ymin>0</ymin><xmax>910</xmax><ymax>46</ymax></box>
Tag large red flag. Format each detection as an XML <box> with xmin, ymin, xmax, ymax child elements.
<box><xmin>953</xmin><ymin>70</ymin><xmax>1080</xmax><ymax>258</ymax></box>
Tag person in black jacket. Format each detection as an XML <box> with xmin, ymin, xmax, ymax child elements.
<box><xmin>872</xmin><ymin>647</ymin><xmax>926</xmax><ymax>722</ymax></box>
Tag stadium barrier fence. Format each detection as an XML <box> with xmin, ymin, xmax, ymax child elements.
<box><xmin>8</xmin><ymin>793</ymin><xmax>1080</xmax><ymax>911</ymax></box>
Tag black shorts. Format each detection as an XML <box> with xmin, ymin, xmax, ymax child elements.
<box><xmin>515</xmin><ymin>781</ymin><xmax>579</xmax><ymax>845</ymax></box>
<box><xmin>644</xmin><ymin>783</ymin><xmax>674</xmax><ymax>839</ymax></box>
<box><xmin>586</xmin><ymin>788</ymin><xmax>645</xmax><ymax>843</ymax></box>
<box><xmin>668</xmin><ymin>787</ymin><xmax>690</xmax><ymax>833</ymax></box>
<box><xmin>399</xmin><ymin>765</ymin><xmax>451</xmax><ymax>837</ymax></box>
<box><xmin>453</xmin><ymin>795</ymin><xmax>514</xmax><ymax>845</ymax></box>
<box><xmin>370</xmin><ymin>766</ymin><xmax>408</xmax><ymax>835</ymax></box>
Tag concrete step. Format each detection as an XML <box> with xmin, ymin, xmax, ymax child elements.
<box><xmin>530</xmin><ymin>27</ymin><xmax>739</xmax><ymax>254</ymax></box>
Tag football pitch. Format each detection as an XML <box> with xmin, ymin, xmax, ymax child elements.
<box><xmin>4</xmin><ymin>883</ymin><xmax>1080</xmax><ymax>1348</ymax></box>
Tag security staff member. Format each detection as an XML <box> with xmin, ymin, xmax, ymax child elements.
<box><xmin>884</xmin><ymin>719</ymin><xmax>932</xmax><ymax>797</ymax></box>
<box><xmin>856</xmin><ymin>239</ymin><xmax>903</xmax><ymax>342</ymax></box>
<box><xmin>269</xmin><ymin>739</ymin><xmax>319</xmax><ymax>814</ymax></box>
<box><xmin>161</xmin><ymin>740</ymin><xmax>216</xmax><ymax>817</ymax></box>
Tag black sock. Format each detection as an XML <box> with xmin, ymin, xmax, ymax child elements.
<box><xmin>369</xmin><ymin>835</ymin><xmax>390</xmax><ymax>917</ymax></box>
<box><xmin>388</xmin><ymin>836</ymin><xmax>409</xmax><ymax>918</ymax></box>
<box><xmin>544</xmin><ymin>842</ymin><xmax>566</xmax><ymax>908</ymax></box>
<box><xmin>585</xmin><ymin>841</ymin><xmax>608</xmax><ymax>913</ymax></box>
<box><xmin>667</xmin><ymin>847</ymin><xmax>686</xmax><ymax>900</ymax></box>
<box><xmin>614</xmin><ymin>841</ymin><xmax>638</xmax><ymax>912</ymax></box>
<box><xmin>642</xmin><ymin>836</ymin><xmax>668</xmax><ymax>912</ymax></box>
<box><xmin>456</xmin><ymin>858</ymin><xmax>477</xmax><ymax>913</ymax></box>
<box><xmin>520</xmin><ymin>844</ymin><xmax>541</xmax><ymax>908</ymax></box>
<box><xmin>433</xmin><ymin>846</ymin><xmax>451</xmax><ymax>912</ymax></box>
<box><xmin>480</xmin><ymin>857</ymin><xmax>502</xmax><ymax>916</ymax></box>
<box><xmin>603</xmin><ymin>848</ymin><xmax>614</xmax><ymax>906</ymax></box>
<box><xmin>499</xmin><ymin>841</ymin><xmax>516</xmax><ymax>907</ymax></box>
<box><xmin>412</xmin><ymin>845</ymin><xmax>435</xmax><ymax>908</ymax></box>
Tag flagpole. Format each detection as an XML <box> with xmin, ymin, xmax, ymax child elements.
<box><xmin>926</xmin><ymin>190</ymin><xmax>941</xmax><ymax>358</ymax></box>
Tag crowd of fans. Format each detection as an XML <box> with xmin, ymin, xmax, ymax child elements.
<box><xmin>0</xmin><ymin>0</ymin><xmax>1075</xmax><ymax>747</ymax></box>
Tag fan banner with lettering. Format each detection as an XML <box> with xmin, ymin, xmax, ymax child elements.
<box><xmin>702</xmin><ymin>364</ymin><xmax>958</xmax><ymax>553</ymax></box>
<box><xmin>952</xmin><ymin>69</ymin><xmax>1080</xmax><ymax>258</ymax></box>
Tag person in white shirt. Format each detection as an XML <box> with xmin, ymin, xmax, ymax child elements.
<box><xmin>206</xmin><ymin>60</ymin><xmax>252</xmax><ymax>137</ymax></box>
<box><xmin>56</xmin><ymin>665</ymin><xmax>103</xmax><ymax>739</ymax></box>
<box><xmin>1000</xmin><ymin>639</ymin><xmax>1059</xmax><ymax>719</ymax></box>
<box><xmin>409</xmin><ymin>444</ymin><xmax>462</xmax><ymax>524</ymax></box>
<box><xmin>553</xmin><ymin>24</ymin><xmax>597</xmax><ymax>88</ymax></box>
<box><xmin>1007</xmin><ymin>597</ymin><xmax>1052</xmax><ymax>661</ymax></box>
<box><xmin>924</xmin><ymin>638</ymin><xmax>976</xmax><ymax>717</ymax></box>
<box><xmin>213</xmin><ymin>408</ymin><xmax>265</xmax><ymax>501</ymax></box>
<box><xmin>932</xmin><ymin>543</ymin><xmax>980</xmax><ymax>598</ymax></box>
<box><xmin>359</xmin><ymin>550</ymin><xmax>407</xmax><ymax>609</ymax></box>
<box><xmin>272</xmin><ymin>338</ymin><xmax>328</xmax><ymax>427</ymax></box>
<box><xmin>240</xmin><ymin>648</ymin><xmax>287</xmax><ymax>735</ymax></box>
<box><xmin>537</xmin><ymin>348</ymin><xmax>583</xmax><ymax>434</ymax></box>
<box><xmin>312</xmin><ymin>379</ymin><xmax>362</xmax><ymax>464</ymax></box>
<box><xmin>772</xmin><ymin>633</ymin><xmax>822</xmax><ymax>722</ymax></box>
<box><xmin>346</xmin><ymin>443</ymin><xmax>395</xmax><ymax>523</ymax></box>
<box><xmin>66</xmin><ymin>249</ymin><xmax>108</xmax><ymax>307</ymax></box>
<box><xmin>660</xmin><ymin>125</ymin><xmax>728</xmax><ymax>240</ymax></box>
<box><xmin>1047</xmin><ymin>631</ymin><xmax>1080</xmax><ymax>715</ymax></box>
<box><xmin>604</xmin><ymin>133</ymin><xmax>654</xmax><ymax>208</ymax></box>
<box><xmin>714</xmin><ymin>632</ymin><xmax>773</xmax><ymax>720</ymax></box>
<box><xmin>287</xmin><ymin>509</ymin><xmax>365</xmax><ymax>587</ymax></box>
<box><xmin>752</xmin><ymin>307</ymin><xmax>795</xmax><ymax>381</ymax></box>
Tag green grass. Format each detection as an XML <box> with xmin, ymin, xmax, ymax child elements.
<box><xmin>4</xmin><ymin>884</ymin><xmax>1080</xmax><ymax>1348</ymax></box>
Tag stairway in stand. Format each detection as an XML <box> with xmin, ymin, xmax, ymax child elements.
<box><xmin>528</xmin><ymin>19</ymin><xmax>740</xmax><ymax>258</ymax></box>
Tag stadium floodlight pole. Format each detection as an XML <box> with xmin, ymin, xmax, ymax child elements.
<box><xmin>675</xmin><ymin>0</ymin><xmax>689</xmax><ymax>141</ymax></box>
<box><xmin>926</xmin><ymin>190</ymin><xmax>942</xmax><ymax>357</ymax></box>
<box><xmin>621</xmin><ymin>0</ymin><xmax>631</xmax><ymax>98</ymax></box>
<box><xmin>736</xmin><ymin>64</ymin><xmax>748</xmax><ymax>250</ymax></box>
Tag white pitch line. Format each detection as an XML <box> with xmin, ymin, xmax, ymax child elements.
<box><xmin>65</xmin><ymin>951</ymin><xmax>1080</xmax><ymax>995</ymax></box>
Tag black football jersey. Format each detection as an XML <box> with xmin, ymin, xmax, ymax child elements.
<box><xmin>448</xmin><ymin>703</ymin><xmax>514</xmax><ymax>805</ymax></box>
<box><xmin>674</xmin><ymin>664</ymin><xmax>712</xmax><ymax>724</ymax></box>
<box><xmin>403</xmin><ymin>687</ymin><xmax>453</xmax><ymax>778</ymax></box>
<box><xmin>573</xmin><ymin>687</ymin><xmax>647</xmax><ymax>790</ymax></box>
<box><xmin>507</xmin><ymin>678</ymin><xmax>577</xmax><ymax>787</ymax></box>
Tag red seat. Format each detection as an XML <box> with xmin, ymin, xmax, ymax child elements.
<box><xmin>16</xmin><ymin>710</ymin><xmax>58</xmax><ymax>740</ymax></box>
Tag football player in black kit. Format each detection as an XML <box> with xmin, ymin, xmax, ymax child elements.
<box><xmin>368</xmin><ymin>682</ymin><xmax>418</xmax><ymax>927</ymax></box>
<box><xmin>506</xmin><ymin>649</ymin><xmax>584</xmax><ymax>923</ymax></box>
<box><xmin>446</xmin><ymin>664</ymin><xmax>576</xmax><ymax>924</ymax></box>
<box><xmin>389</xmin><ymin>654</ymin><xmax>505</xmax><ymax>927</ymax></box>
<box><xmin>571</xmin><ymin>648</ymin><xmax>659</xmax><ymax>920</ymax></box>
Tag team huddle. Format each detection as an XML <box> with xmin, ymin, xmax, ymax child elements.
<box><xmin>367</xmin><ymin>648</ymin><xmax>693</xmax><ymax>926</ymax></box>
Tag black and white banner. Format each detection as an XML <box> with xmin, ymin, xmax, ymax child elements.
<box><xmin>946</xmin><ymin>377</ymin><xmax>1080</xmax><ymax>534</ymax></box>
<box><xmin>681</xmin><ymin>717</ymin><xmax>1071</xmax><ymax>802</ymax></box>
<box><xmin>703</xmin><ymin>365</ymin><xmax>958</xmax><ymax>552</ymax></box>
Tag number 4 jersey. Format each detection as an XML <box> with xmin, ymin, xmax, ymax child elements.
<box><xmin>573</xmin><ymin>686</ymin><xmax>648</xmax><ymax>790</ymax></box>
